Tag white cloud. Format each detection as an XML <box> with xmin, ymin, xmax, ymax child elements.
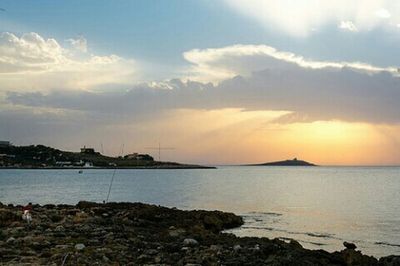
<box><xmin>183</xmin><ymin>44</ymin><xmax>398</xmax><ymax>83</ymax></box>
<box><xmin>67</xmin><ymin>36</ymin><xmax>88</xmax><ymax>53</ymax></box>
<box><xmin>375</xmin><ymin>8</ymin><xmax>391</xmax><ymax>18</ymax></box>
<box><xmin>0</xmin><ymin>32</ymin><xmax>137</xmax><ymax>91</ymax></box>
<box><xmin>223</xmin><ymin>0</ymin><xmax>400</xmax><ymax>36</ymax></box>
<box><xmin>339</xmin><ymin>20</ymin><xmax>358</xmax><ymax>32</ymax></box>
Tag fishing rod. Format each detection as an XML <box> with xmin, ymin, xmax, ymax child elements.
<box><xmin>105</xmin><ymin>143</ymin><xmax>124</xmax><ymax>203</ymax></box>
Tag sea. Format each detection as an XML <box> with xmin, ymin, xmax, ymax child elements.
<box><xmin>0</xmin><ymin>166</ymin><xmax>399</xmax><ymax>258</ymax></box>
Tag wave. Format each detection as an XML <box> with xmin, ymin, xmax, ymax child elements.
<box><xmin>278</xmin><ymin>237</ymin><xmax>327</xmax><ymax>247</ymax></box>
<box><xmin>305</xmin><ymin>232</ymin><xmax>335</xmax><ymax>239</ymax></box>
<box><xmin>246</xmin><ymin>211</ymin><xmax>283</xmax><ymax>217</ymax></box>
<box><xmin>239</xmin><ymin>225</ymin><xmax>337</xmax><ymax>240</ymax></box>
<box><xmin>375</xmin><ymin>242</ymin><xmax>400</xmax><ymax>247</ymax></box>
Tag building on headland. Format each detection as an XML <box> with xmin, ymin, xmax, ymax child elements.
<box><xmin>84</xmin><ymin>161</ymin><xmax>93</xmax><ymax>168</ymax></box>
<box><xmin>124</xmin><ymin>153</ymin><xmax>154</xmax><ymax>161</ymax></box>
<box><xmin>124</xmin><ymin>153</ymin><xmax>139</xmax><ymax>159</ymax></box>
<box><xmin>80</xmin><ymin>146</ymin><xmax>96</xmax><ymax>154</ymax></box>
<box><xmin>0</xmin><ymin>141</ymin><xmax>12</xmax><ymax>148</ymax></box>
<box><xmin>55</xmin><ymin>161</ymin><xmax>72</xmax><ymax>167</ymax></box>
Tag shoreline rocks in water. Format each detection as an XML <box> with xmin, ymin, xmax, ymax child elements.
<box><xmin>0</xmin><ymin>201</ymin><xmax>398</xmax><ymax>265</ymax></box>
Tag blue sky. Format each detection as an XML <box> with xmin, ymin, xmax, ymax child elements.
<box><xmin>1</xmin><ymin>1</ymin><xmax>400</xmax><ymax>164</ymax></box>
<box><xmin>2</xmin><ymin>0</ymin><xmax>400</xmax><ymax>76</ymax></box>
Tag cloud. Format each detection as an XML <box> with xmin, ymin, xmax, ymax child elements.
<box><xmin>375</xmin><ymin>8</ymin><xmax>391</xmax><ymax>18</ymax></box>
<box><xmin>339</xmin><ymin>21</ymin><xmax>358</xmax><ymax>32</ymax></box>
<box><xmin>223</xmin><ymin>0</ymin><xmax>400</xmax><ymax>36</ymax></box>
<box><xmin>6</xmin><ymin>43</ymin><xmax>400</xmax><ymax>125</ymax></box>
<box><xmin>3</xmin><ymin>43</ymin><xmax>400</xmax><ymax>163</ymax></box>
<box><xmin>0</xmin><ymin>32</ymin><xmax>137</xmax><ymax>91</ymax></box>
<box><xmin>67</xmin><ymin>36</ymin><xmax>88</xmax><ymax>53</ymax></box>
<box><xmin>183</xmin><ymin>44</ymin><xmax>398</xmax><ymax>83</ymax></box>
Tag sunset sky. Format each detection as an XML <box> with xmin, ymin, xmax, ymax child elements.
<box><xmin>1</xmin><ymin>0</ymin><xmax>400</xmax><ymax>165</ymax></box>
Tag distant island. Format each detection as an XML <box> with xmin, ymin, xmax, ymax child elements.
<box><xmin>248</xmin><ymin>158</ymin><xmax>317</xmax><ymax>166</ymax></box>
<box><xmin>0</xmin><ymin>142</ymin><xmax>214</xmax><ymax>169</ymax></box>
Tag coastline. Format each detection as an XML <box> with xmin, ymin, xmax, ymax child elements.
<box><xmin>0</xmin><ymin>165</ymin><xmax>216</xmax><ymax>170</ymax></box>
<box><xmin>0</xmin><ymin>201</ymin><xmax>398</xmax><ymax>265</ymax></box>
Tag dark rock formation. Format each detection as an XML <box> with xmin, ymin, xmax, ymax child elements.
<box><xmin>343</xmin><ymin>241</ymin><xmax>357</xmax><ymax>250</ymax></box>
<box><xmin>0</xmin><ymin>202</ymin><xmax>398</xmax><ymax>265</ymax></box>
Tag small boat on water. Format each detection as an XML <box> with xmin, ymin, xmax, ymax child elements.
<box><xmin>78</xmin><ymin>170</ymin><xmax>83</xmax><ymax>174</ymax></box>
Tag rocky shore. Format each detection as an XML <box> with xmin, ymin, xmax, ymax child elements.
<box><xmin>0</xmin><ymin>202</ymin><xmax>399</xmax><ymax>265</ymax></box>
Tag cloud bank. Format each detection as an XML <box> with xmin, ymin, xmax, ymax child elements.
<box><xmin>6</xmin><ymin>44</ymin><xmax>400</xmax><ymax>124</ymax></box>
<box><xmin>184</xmin><ymin>44</ymin><xmax>399</xmax><ymax>83</ymax></box>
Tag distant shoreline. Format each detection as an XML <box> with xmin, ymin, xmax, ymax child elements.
<box><xmin>245</xmin><ymin>158</ymin><xmax>317</xmax><ymax>166</ymax></box>
<box><xmin>0</xmin><ymin>165</ymin><xmax>216</xmax><ymax>170</ymax></box>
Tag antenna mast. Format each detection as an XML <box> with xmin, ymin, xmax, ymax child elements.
<box><xmin>145</xmin><ymin>142</ymin><xmax>175</xmax><ymax>161</ymax></box>
<box><xmin>105</xmin><ymin>143</ymin><xmax>124</xmax><ymax>203</ymax></box>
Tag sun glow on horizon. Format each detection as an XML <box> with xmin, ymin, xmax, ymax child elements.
<box><xmin>108</xmin><ymin>108</ymin><xmax>400</xmax><ymax>166</ymax></box>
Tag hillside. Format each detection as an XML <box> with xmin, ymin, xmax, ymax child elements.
<box><xmin>249</xmin><ymin>158</ymin><xmax>316</xmax><ymax>166</ymax></box>
<box><xmin>0</xmin><ymin>144</ymin><xmax>214</xmax><ymax>169</ymax></box>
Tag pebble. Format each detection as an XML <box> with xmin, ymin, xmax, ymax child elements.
<box><xmin>183</xmin><ymin>238</ymin><xmax>199</xmax><ymax>247</ymax></box>
<box><xmin>74</xmin><ymin>243</ymin><xmax>86</xmax><ymax>250</ymax></box>
<box><xmin>233</xmin><ymin>244</ymin><xmax>242</xmax><ymax>251</ymax></box>
<box><xmin>54</xmin><ymin>225</ymin><xmax>64</xmax><ymax>232</ymax></box>
<box><xmin>6</xmin><ymin>237</ymin><xmax>16</xmax><ymax>244</ymax></box>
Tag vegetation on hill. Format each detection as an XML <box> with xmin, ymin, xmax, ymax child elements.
<box><xmin>0</xmin><ymin>144</ymin><xmax>212</xmax><ymax>169</ymax></box>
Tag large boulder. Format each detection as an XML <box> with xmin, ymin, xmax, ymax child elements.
<box><xmin>379</xmin><ymin>256</ymin><xmax>400</xmax><ymax>266</ymax></box>
<box><xmin>0</xmin><ymin>209</ymin><xmax>20</xmax><ymax>227</ymax></box>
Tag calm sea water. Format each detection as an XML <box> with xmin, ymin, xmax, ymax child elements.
<box><xmin>0</xmin><ymin>166</ymin><xmax>399</xmax><ymax>257</ymax></box>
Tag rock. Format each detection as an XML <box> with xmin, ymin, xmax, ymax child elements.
<box><xmin>341</xmin><ymin>249</ymin><xmax>377</xmax><ymax>265</ymax></box>
<box><xmin>203</xmin><ymin>214</ymin><xmax>223</xmax><ymax>232</ymax></box>
<box><xmin>289</xmin><ymin>239</ymin><xmax>303</xmax><ymax>249</ymax></box>
<box><xmin>6</xmin><ymin>237</ymin><xmax>16</xmax><ymax>243</ymax></box>
<box><xmin>343</xmin><ymin>241</ymin><xmax>357</xmax><ymax>250</ymax></box>
<box><xmin>210</xmin><ymin>244</ymin><xmax>222</xmax><ymax>251</ymax></box>
<box><xmin>49</xmin><ymin>213</ymin><xmax>63</xmax><ymax>223</ymax></box>
<box><xmin>154</xmin><ymin>256</ymin><xmax>162</xmax><ymax>263</ymax></box>
<box><xmin>0</xmin><ymin>209</ymin><xmax>19</xmax><ymax>227</ymax></box>
<box><xmin>379</xmin><ymin>255</ymin><xmax>400</xmax><ymax>266</ymax></box>
<box><xmin>169</xmin><ymin>228</ymin><xmax>186</xmax><ymax>237</ymax></box>
<box><xmin>73</xmin><ymin>212</ymin><xmax>89</xmax><ymax>223</ymax></box>
<box><xmin>145</xmin><ymin>249</ymin><xmax>158</xmax><ymax>255</ymax></box>
<box><xmin>183</xmin><ymin>238</ymin><xmax>199</xmax><ymax>247</ymax></box>
<box><xmin>75</xmin><ymin>243</ymin><xmax>86</xmax><ymax>250</ymax></box>
<box><xmin>251</xmin><ymin>244</ymin><xmax>260</xmax><ymax>251</ymax></box>
<box><xmin>233</xmin><ymin>244</ymin><xmax>242</xmax><ymax>251</ymax></box>
<box><xmin>77</xmin><ymin>201</ymin><xmax>99</xmax><ymax>209</ymax></box>
<box><xmin>55</xmin><ymin>244</ymin><xmax>70</xmax><ymax>249</ymax></box>
<box><xmin>54</xmin><ymin>225</ymin><xmax>64</xmax><ymax>232</ymax></box>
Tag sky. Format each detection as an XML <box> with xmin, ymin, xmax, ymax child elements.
<box><xmin>1</xmin><ymin>0</ymin><xmax>400</xmax><ymax>165</ymax></box>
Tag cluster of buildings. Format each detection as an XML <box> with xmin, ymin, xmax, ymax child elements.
<box><xmin>0</xmin><ymin>141</ymin><xmax>12</xmax><ymax>148</ymax></box>
<box><xmin>0</xmin><ymin>142</ymin><xmax>154</xmax><ymax>168</ymax></box>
